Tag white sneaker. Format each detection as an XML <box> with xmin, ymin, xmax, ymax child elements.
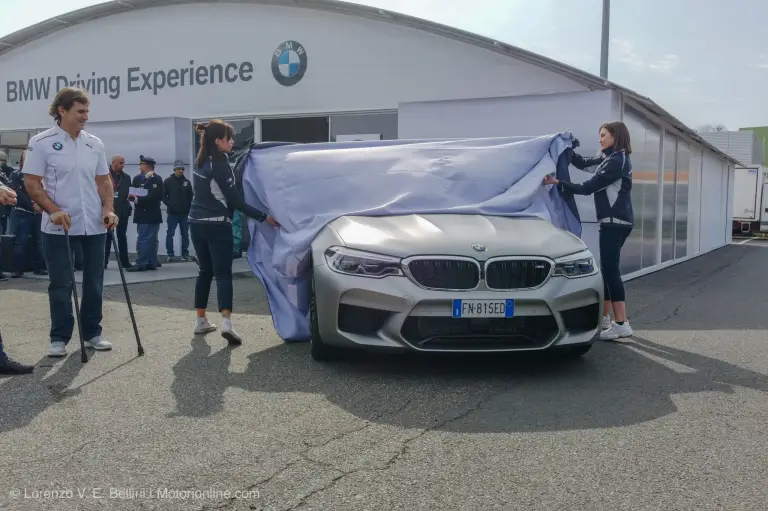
<box><xmin>194</xmin><ymin>317</ymin><xmax>217</xmax><ymax>335</ymax></box>
<box><xmin>600</xmin><ymin>321</ymin><xmax>633</xmax><ymax>341</ymax></box>
<box><xmin>601</xmin><ymin>315</ymin><xmax>612</xmax><ymax>330</ymax></box>
<box><xmin>85</xmin><ymin>336</ymin><xmax>113</xmax><ymax>351</ymax></box>
<box><xmin>49</xmin><ymin>341</ymin><xmax>67</xmax><ymax>358</ymax></box>
<box><xmin>220</xmin><ymin>318</ymin><xmax>242</xmax><ymax>345</ymax></box>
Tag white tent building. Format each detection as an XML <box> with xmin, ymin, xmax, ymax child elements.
<box><xmin>0</xmin><ymin>0</ymin><xmax>737</xmax><ymax>278</ymax></box>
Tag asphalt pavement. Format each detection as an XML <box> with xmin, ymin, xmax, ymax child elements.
<box><xmin>0</xmin><ymin>244</ymin><xmax>766</xmax><ymax>511</ymax></box>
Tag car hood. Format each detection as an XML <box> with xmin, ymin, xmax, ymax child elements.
<box><xmin>326</xmin><ymin>214</ymin><xmax>587</xmax><ymax>259</ymax></box>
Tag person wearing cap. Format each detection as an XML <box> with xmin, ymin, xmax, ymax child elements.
<box><xmin>162</xmin><ymin>160</ymin><xmax>194</xmax><ymax>262</ymax></box>
<box><xmin>127</xmin><ymin>155</ymin><xmax>163</xmax><ymax>272</ymax></box>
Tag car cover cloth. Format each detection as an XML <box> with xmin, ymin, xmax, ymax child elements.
<box><xmin>240</xmin><ymin>133</ymin><xmax>582</xmax><ymax>342</ymax></box>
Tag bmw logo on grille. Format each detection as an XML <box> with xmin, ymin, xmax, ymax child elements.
<box><xmin>271</xmin><ymin>40</ymin><xmax>307</xmax><ymax>87</ymax></box>
<box><xmin>472</xmin><ymin>244</ymin><xmax>486</xmax><ymax>252</ymax></box>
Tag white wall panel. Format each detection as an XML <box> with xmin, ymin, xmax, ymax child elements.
<box><xmin>0</xmin><ymin>3</ymin><xmax>587</xmax><ymax>130</ymax></box>
<box><xmin>85</xmin><ymin>117</ymin><xmax>194</xmax><ymax>257</ymax></box>
<box><xmin>687</xmin><ymin>146</ymin><xmax>703</xmax><ymax>255</ymax></box>
<box><xmin>726</xmin><ymin>163</ymin><xmax>734</xmax><ymax>243</ymax></box>
<box><xmin>700</xmin><ymin>149</ymin><xmax>728</xmax><ymax>252</ymax></box>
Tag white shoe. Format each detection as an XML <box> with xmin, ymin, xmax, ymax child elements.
<box><xmin>220</xmin><ymin>318</ymin><xmax>242</xmax><ymax>345</ymax></box>
<box><xmin>85</xmin><ymin>336</ymin><xmax>113</xmax><ymax>351</ymax></box>
<box><xmin>194</xmin><ymin>317</ymin><xmax>217</xmax><ymax>335</ymax></box>
<box><xmin>49</xmin><ymin>341</ymin><xmax>67</xmax><ymax>358</ymax></box>
<box><xmin>601</xmin><ymin>315</ymin><xmax>612</xmax><ymax>330</ymax></box>
<box><xmin>600</xmin><ymin>321</ymin><xmax>633</xmax><ymax>341</ymax></box>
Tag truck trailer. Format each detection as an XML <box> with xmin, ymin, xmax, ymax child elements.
<box><xmin>732</xmin><ymin>165</ymin><xmax>768</xmax><ymax>234</ymax></box>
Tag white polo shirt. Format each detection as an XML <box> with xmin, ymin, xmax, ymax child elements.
<box><xmin>23</xmin><ymin>124</ymin><xmax>110</xmax><ymax>236</ymax></box>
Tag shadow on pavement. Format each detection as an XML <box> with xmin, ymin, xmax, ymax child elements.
<box><xmin>0</xmin><ymin>352</ymin><xmax>86</xmax><ymax>434</ymax></box>
<box><xmin>0</xmin><ymin>350</ymin><xmax>143</xmax><ymax>434</ymax></box>
<box><xmin>100</xmin><ymin>273</ymin><xmax>273</xmax><ymax>315</ymax></box>
<box><xmin>167</xmin><ymin>335</ymin><xmax>768</xmax><ymax>433</ymax></box>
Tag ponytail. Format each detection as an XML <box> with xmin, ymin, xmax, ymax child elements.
<box><xmin>194</xmin><ymin>119</ymin><xmax>234</xmax><ymax>168</ymax></box>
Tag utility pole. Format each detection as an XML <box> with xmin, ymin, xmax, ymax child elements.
<box><xmin>600</xmin><ymin>0</ymin><xmax>610</xmax><ymax>79</ymax></box>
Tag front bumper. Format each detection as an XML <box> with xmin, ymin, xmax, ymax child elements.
<box><xmin>313</xmin><ymin>260</ymin><xmax>604</xmax><ymax>353</ymax></box>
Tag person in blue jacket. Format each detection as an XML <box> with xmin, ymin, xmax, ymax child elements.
<box><xmin>0</xmin><ymin>183</ymin><xmax>34</xmax><ymax>374</ymax></box>
<box><xmin>188</xmin><ymin>120</ymin><xmax>279</xmax><ymax>344</ymax></box>
<box><xmin>543</xmin><ymin>121</ymin><xmax>634</xmax><ymax>341</ymax></box>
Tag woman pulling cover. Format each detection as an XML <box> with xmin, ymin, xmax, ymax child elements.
<box><xmin>544</xmin><ymin>121</ymin><xmax>634</xmax><ymax>341</ymax></box>
<box><xmin>188</xmin><ymin>120</ymin><xmax>279</xmax><ymax>344</ymax></box>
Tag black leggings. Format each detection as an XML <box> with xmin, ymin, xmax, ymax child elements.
<box><xmin>190</xmin><ymin>223</ymin><xmax>234</xmax><ymax>312</ymax></box>
<box><xmin>599</xmin><ymin>224</ymin><xmax>632</xmax><ymax>302</ymax></box>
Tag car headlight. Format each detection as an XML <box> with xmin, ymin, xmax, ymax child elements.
<box><xmin>324</xmin><ymin>246</ymin><xmax>404</xmax><ymax>278</ymax></box>
<box><xmin>553</xmin><ymin>251</ymin><xmax>598</xmax><ymax>278</ymax></box>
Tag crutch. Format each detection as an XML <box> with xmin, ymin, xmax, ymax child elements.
<box><xmin>110</xmin><ymin>227</ymin><xmax>144</xmax><ymax>356</ymax></box>
<box><xmin>63</xmin><ymin>230</ymin><xmax>88</xmax><ymax>363</ymax></box>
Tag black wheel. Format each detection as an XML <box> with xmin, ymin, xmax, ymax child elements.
<box><xmin>309</xmin><ymin>270</ymin><xmax>338</xmax><ymax>362</ymax></box>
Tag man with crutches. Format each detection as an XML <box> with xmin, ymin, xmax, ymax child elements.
<box><xmin>23</xmin><ymin>87</ymin><xmax>119</xmax><ymax>359</ymax></box>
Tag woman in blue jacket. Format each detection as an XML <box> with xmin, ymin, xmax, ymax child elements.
<box><xmin>543</xmin><ymin>121</ymin><xmax>634</xmax><ymax>341</ymax></box>
<box><xmin>188</xmin><ymin>120</ymin><xmax>279</xmax><ymax>344</ymax></box>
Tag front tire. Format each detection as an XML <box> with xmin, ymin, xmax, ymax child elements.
<box><xmin>309</xmin><ymin>269</ymin><xmax>338</xmax><ymax>362</ymax></box>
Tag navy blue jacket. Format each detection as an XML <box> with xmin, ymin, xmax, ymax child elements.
<box><xmin>559</xmin><ymin>147</ymin><xmax>634</xmax><ymax>225</ymax></box>
<box><xmin>188</xmin><ymin>152</ymin><xmax>267</xmax><ymax>225</ymax></box>
<box><xmin>131</xmin><ymin>172</ymin><xmax>164</xmax><ymax>225</ymax></box>
<box><xmin>9</xmin><ymin>169</ymin><xmax>35</xmax><ymax>213</ymax></box>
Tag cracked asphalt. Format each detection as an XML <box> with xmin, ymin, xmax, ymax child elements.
<box><xmin>1</xmin><ymin>244</ymin><xmax>767</xmax><ymax>511</ymax></box>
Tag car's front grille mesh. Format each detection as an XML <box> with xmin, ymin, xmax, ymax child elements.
<box><xmin>407</xmin><ymin>259</ymin><xmax>479</xmax><ymax>290</ymax></box>
<box><xmin>400</xmin><ymin>315</ymin><xmax>558</xmax><ymax>349</ymax></box>
<box><xmin>485</xmin><ymin>260</ymin><xmax>551</xmax><ymax>289</ymax></box>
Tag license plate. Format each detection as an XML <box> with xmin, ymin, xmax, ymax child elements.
<box><xmin>452</xmin><ymin>299</ymin><xmax>514</xmax><ymax>318</ymax></box>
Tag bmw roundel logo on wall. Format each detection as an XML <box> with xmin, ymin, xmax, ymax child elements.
<box><xmin>271</xmin><ymin>40</ymin><xmax>307</xmax><ymax>86</ymax></box>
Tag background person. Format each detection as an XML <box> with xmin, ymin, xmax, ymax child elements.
<box><xmin>188</xmin><ymin>120</ymin><xmax>279</xmax><ymax>344</ymax></box>
<box><xmin>127</xmin><ymin>155</ymin><xmax>163</xmax><ymax>272</ymax></box>
<box><xmin>104</xmin><ymin>154</ymin><xmax>133</xmax><ymax>269</ymax></box>
<box><xmin>0</xmin><ymin>183</ymin><xmax>34</xmax><ymax>374</ymax></box>
<box><xmin>163</xmin><ymin>160</ymin><xmax>194</xmax><ymax>262</ymax></box>
<box><xmin>9</xmin><ymin>150</ymin><xmax>47</xmax><ymax>277</ymax></box>
<box><xmin>0</xmin><ymin>151</ymin><xmax>13</xmax><ymax>235</ymax></box>
<box><xmin>543</xmin><ymin>121</ymin><xmax>634</xmax><ymax>341</ymax></box>
<box><xmin>0</xmin><ymin>171</ymin><xmax>12</xmax><ymax>281</ymax></box>
<box><xmin>23</xmin><ymin>87</ymin><xmax>118</xmax><ymax>358</ymax></box>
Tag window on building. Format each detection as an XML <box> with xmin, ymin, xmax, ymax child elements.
<box><xmin>261</xmin><ymin>117</ymin><xmax>330</xmax><ymax>144</ymax></box>
<box><xmin>329</xmin><ymin>112</ymin><xmax>398</xmax><ymax>141</ymax></box>
<box><xmin>0</xmin><ymin>129</ymin><xmax>44</xmax><ymax>168</ymax></box>
<box><xmin>192</xmin><ymin>119</ymin><xmax>255</xmax><ymax>165</ymax></box>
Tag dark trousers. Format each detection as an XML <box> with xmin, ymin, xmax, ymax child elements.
<box><xmin>190</xmin><ymin>223</ymin><xmax>234</xmax><ymax>312</ymax></box>
<box><xmin>135</xmin><ymin>223</ymin><xmax>160</xmax><ymax>269</ymax></box>
<box><xmin>599</xmin><ymin>224</ymin><xmax>632</xmax><ymax>303</ymax></box>
<box><xmin>105</xmin><ymin>211</ymin><xmax>131</xmax><ymax>267</ymax></box>
<box><xmin>11</xmin><ymin>210</ymin><xmax>45</xmax><ymax>272</ymax></box>
<box><xmin>43</xmin><ymin>233</ymin><xmax>107</xmax><ymax>344</ymax></box>
<box><xmin>71</xmin><ymin>239</ymin><xmax>83</xmax><ymax>270</ymax></box>
<box><xmin>166</xmin><ymin>213</ymin><xmax>189</xmax><ymax>257</ymax></box>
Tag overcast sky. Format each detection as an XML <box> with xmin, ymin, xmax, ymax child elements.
<box><xmin>1</xmin><ymin>0</ymin><xmax>765</xmax><ymax>131</ymax></box>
